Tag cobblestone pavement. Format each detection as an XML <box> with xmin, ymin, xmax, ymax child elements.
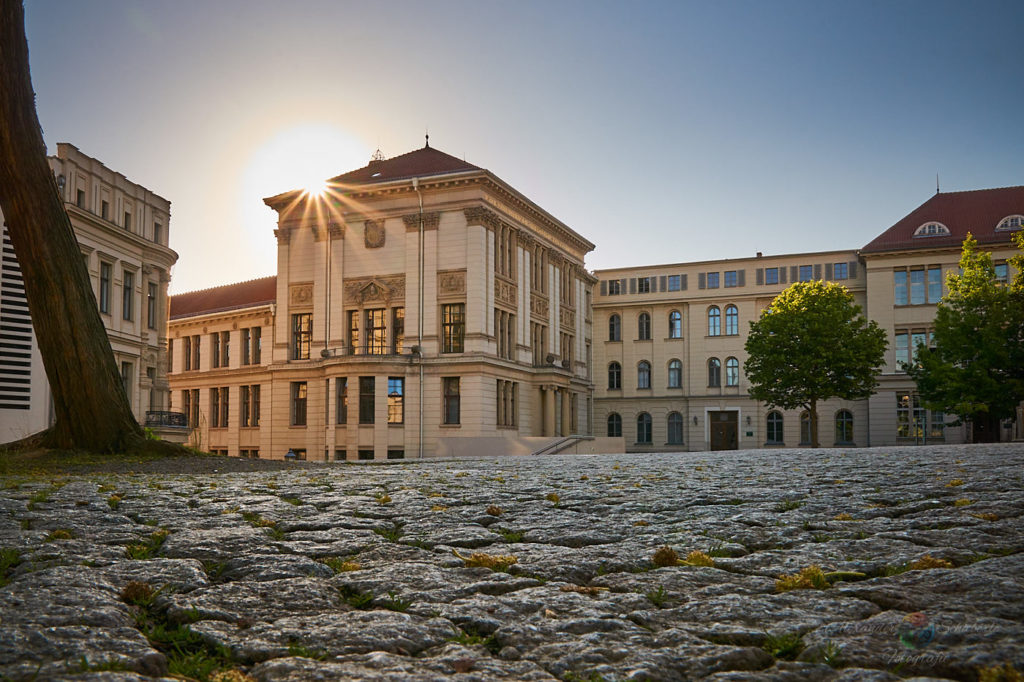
<box><xmin>1</xmin><ymin>444</ymin><xmax>1022</xmax><ymax>681</ymax></box>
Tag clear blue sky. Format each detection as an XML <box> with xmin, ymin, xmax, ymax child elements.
<box><xmin>24</xmin><ymin>0</ymin><xmax>1024</xmax><ymax>294</ymax></box>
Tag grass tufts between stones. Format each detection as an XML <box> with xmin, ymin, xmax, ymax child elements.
<box><xmin>0</xmin><ymin>547</ymin><xmax>22</xmax><ymax>586</ymax></box>
<box><xmin>449</xmin><ymin>626</ymin><xmax>501</xmax><ymax>654</ymax></box>
<box><xmin>317</xmin><ymin>556</ymin><xmax>361</xmax><ymax>573</ymax></box>
<box><xmin>339</xmin><ymin>584</ymin><xmax>375</xmax><ymax>609</ymax></box>
<box><xmin>763</xmin><ymin>631</ymin><xmax>805</xmax><ymax>660</ymax></box>
<box><xmin>453</xmin><ymin>548</ymin><xmax>518</xmax><ymax>571</ymax></box>
<box><xmin>121</xmin><ymin>580</ymin><xmax>242</xmax><ymax>681</ymax></box>
<box><xmin>125</xmin><ymin>529</ymin><xmax>170</xmax><ymax>560</ymax></box>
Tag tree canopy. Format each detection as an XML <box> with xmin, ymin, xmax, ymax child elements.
<box><xmin>744</xmin><ymin>280</ymin><xmax>887</xmax><ymax>447</ymax></box>
<box><xmin>907</xmin><ymin>232</ymin><xmax>1024</xmax><ymax>441</ymax></box>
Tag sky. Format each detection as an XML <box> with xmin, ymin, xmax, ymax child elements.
<box><xmin>23</xmin><ymin>0</ymin><xmax>1024</xmax><ymax>294</ymax></box>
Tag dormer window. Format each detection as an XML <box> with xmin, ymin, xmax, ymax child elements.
<box><xmin>913</xmin><ymin>222</ymin><xmax>950</xmax><ymax>237</ymax></box>
<box><xmin>996</xmin><ymin>215</ymin><xmax>1023</xmax><ymax>231</ymax></box>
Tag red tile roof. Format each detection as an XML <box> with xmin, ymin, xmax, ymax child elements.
<box><xmin>862</xmin><ymin>185</ymin><xmax>1024</xmax><ymax>254</ymax></box>
<box><xmin>170</xmin><ymin>276</ymin><xmax>276</xmax><ymax>320</ymax></box>
<box><xmin>328</xmin><ymin>145</ymin><xmax>482</xmax><ymax>186</ymax></box>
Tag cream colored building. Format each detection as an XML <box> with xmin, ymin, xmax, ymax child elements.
<box><xmin>593</xmin><ymin>251</ymin><xmax>870</xmax><ymax>451</ymax></box>
<box><xmin>862</xmin><ymin>185</ymin><xmax>1024</xmax><ymax>445</ymax></box>
<box><xmin>0</xmin><ymin>143</ymin><xmax>178</xmax><ymax>443</ymax></box>
<box><xmin>169</xmin><ymin>144</ymin><xmax>622</xmax><ymax>459</ymax></box>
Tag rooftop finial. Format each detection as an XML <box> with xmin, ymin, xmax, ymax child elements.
<box><xmin>370</xmin><ymin>148</ymin><xmax>385</xmax><ymax>162</ymax></box>
<box><xmin>936</xmin><ymin>173</ymin><xmax>940</xmax><ymax>194</ymax></box>
<box><xmin>425</xmin><ymin>131</ymin><xmax>430</xmax><ymax>148</ymax></box>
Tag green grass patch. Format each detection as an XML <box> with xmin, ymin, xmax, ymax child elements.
<box><xmin>763</xmin><ymin>632</ymin><xmax>804</xmax><ymax>660</ymax></box>
<box><xmin>125</xmin><ymin>529</ymin><xmax>170</xmax><ymax>560</ymax></box>
<box><xmin>0</xmin><ymin>547</ymin><xmax>22</xmax><ymax>586</ymax></box>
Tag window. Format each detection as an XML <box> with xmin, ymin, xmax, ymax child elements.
<box><xmin>607</xmin><ymin>413</ymin><xmax>622</xmax><ymax>438</ymax></box>
<box><xmin>995</xmin><ymin>263</ymin><xmax>1008</xmax><ymax>284</ymax></box>
<box><xmin>668</xmin><ymin>311</ymin><xmax>682</xmax><ymax>339</ymax></box>
<box><xmin>495</xmin><ymin>309</ymin><xmax>515</xmax><ymax>359</ymax></box>
<box><xmin>153</xmin><ymin>222</ymin><xmax>162</xmax><ymax>244</ymax></box>
<box><xmin>123</xmin><ymin>212</ymin><xmax>132</xmax><ymax>231</ymax></box>
<box><xmin>667</xmin><ymin>275</ymin><xmax>681</xmax><ymax>291</ymax></box>
<box><xmin>334</xmin><ymin>450</ymin><xmax>346</xmax><ymax>461</ymax></box>
<box><xmin>241</xmin><ymin>328</ymin><xmax>253</xmax><ymax>365</ymax></box>
<box><xmin>725</xmin><ymin>305</ymin><xmax>738</xmax><ymax>335</ymax></box>
<box><xmin>75</xmin><ymin>189</ymin><xmax>85</xmax><ymax>208</ymax></box>
<box><xmin>913</xmin><ymin>221</ymin><xmax>950</xmax><ymax>237</ymax></box>
<box><xmin>347</xmin><ymin>310</ymin><xmax>359</xmax><ymax>354</ymax></box>
<box><xmin>387</xmin><ymin>377</ymin><xmax>404</xmax><ymax>423</ymax></box>
<box><xmin>608</xmin><ymin>314</ymin><xmax>621</xmax><ymax>341</ymax></box>
<box><xmin>497</xmin><ymin>379</ymin><xmax>518</xmax><ymax>427</ymax></box>
<box><xmin>146</xmin><ymin>282</ymin><xmax>157</xmax><ymax>329</ymax></box>
<box><xmin>725</xmin><ymin>357</ymin><xmax>739</xmax><ymax>386</ymax></box>
<box><xmin>101</xmin><ymin>200</ymin><xmax>109</xmax><ymax>220</ymax></box>
<box><xmin>833</xmin><ymin>262</ymin><xmax>849</xmax><ymax>280</ymax></box>
<box><xmin>358</xmin><ymin>449</ymin><xmax>374</xmax><ymax>461</ymax></box>
<box><xmin>387</xmin><ymin>449</ymin><xmax>405</xmax><ymax>460</ymax></box>
<box><xmin>240</xmin><ymin>384</ymin><xmax>260</xmax><ymax>427</ymax></box>
<box><xmin>392</xmin><ymin>308</ymin><xmax>404</xmax><ymax>354</ymax></box>
<box><xmin>336</xmin><ymin>377</ymin><xmax>348</xmax><ymax>424</ymax></box>
<box><xmin>637</xmin><ymin>361</ymin><xmax>651</xmax><ymax>389</ymax></box>
<box><xmin>894</xmin><ymin>270</ymin><xmax>908</xmax><ymax>305</ymax></box>
<box><xmin>706</xmin><ymin>272</ymin><xmax>720</xmax><ymax>288</ymax></box>
<box><xmin>363</xmin><ymin>309</ymin><xmax>385</xmax><ymax>354</ymax></box>
<box><xmin>798</xmin><ymin>411</ymin><xmax>812</xmax><ymax>444</ymax></box>
<box><xmin>443</xmin><ymin>377</ymin><xmax>460</xmax><ymax>425</ymax></box>
<box><xmin>182</xmin><ymin>389</ymin><xmax>196</xmax><ymax>427</ymax></box>
<box><xmin>608</xmin><ymin>362</ymin><xmax>621</xmax><ymax>390</ymax></box>
<box><xmin>996</xmin><ymin>215</ymin><xmax>1024</xmax><ymax>231</ymax></box>
<box><xmin>441</xmin><ymin>303</ymin><xmax>465</xmax><ymax>353</ymax></box>
<box><xmin>359</xmin><ymin>376</ymin><xmax>375</xmax><ymax>424</ymax></box>
<box><xmin>638</xmin><ymin>313</ymin><xmax>651</xmax><ymax>340</ymax></box>
<box><xmin>799</xmin><ymin>265</ymin><xmax>813</xmax><ymax>282</ymax></box>
<box><xmin>895</xmin><ymin>330</ymin><xmax>931</xmax><ymax>369</ymax></box>
<box><xmin>211</xmin><ymin>332</ymin><xmax>220</xmax><ymax>368</ymax></box>
<box><xmin>167</xmin><ymin>339</ymin><xmax>173</xmax><ymax>373</ymax></box>
<box><xmin>724</xmin><ymin>270</ymin><xmax>738</xmax><ymax>288</ymax></box>
<box><xmin>637</xmin><ymin>277</ymin><xmax>651</xmax><ymax>293</ymax></box>
<box><xmin>607</xmin><ymin>279</ymin><xmax>621</xmax><ymax>295</ymax></box>
<box><xmin>765</xmin><ymin>267</ymin><xmax>779</xmax><ymax>285</ymax></box>
<box><xmin>668</xmin><ymin>359</ymin><xmax>682</xmax><ymax>388</ymax></box>
<box><xmin>120</xmin><ymin>362</ymin><xmax>133</xmax><ymax>406</ymax></box>
<box><xmin>183</xmin><ymin>334</ymin><xmax>200</xmax><ymax>371</ymax></box>
<box><xmin>708</xmin><ymin>306</ymin><xmax>721</xmax><ymax>336</ymax></box>
<box><xmin>895</xmin><ymin>267</ymin><xmax>941</xmax><ymax>305</ymax></box>
<box><xmin>835</xmin><ymin>410</ymin><xmax>853</xmax><ymax>444</ymax></box>
<box><xmin>636</xmin><ymin>412</ymin><xmax>652</xmax><ymax>444</ymax></box>
<box><xmin>211</xmin><ymin>331</ymin><xmax>228</xmax><ymax>368</ymax></box>
<box><xmin>897</xmin><ymin>394</ymin><xmax>943</xmax><ymax>439</ymax></box>
<box><xmin>531</xmin><ymin>322</ymin><xmax>548</xmax><ymax>366</ymax></box>
<box><xmin>290</xmin><ymin>382</ymin><xmax>307</xmax><ymax>426</ymax></box>
<box><xmin>99</xmin><ymin>262</ymin><xmax>111</xmax><ymax>314</ymax></box>
<box><xmin>291</xmin><ymin>313</ymin><xmax>312</xmax><ymax>360</ymax></box>
<box><xmin>121</xmin><ymin>270</ymin><xmax>134</xmax><ymax>321</ymax></box>
<box><xmin>210</xmin><ymin>387</ymin><xmax>229</xmax><ymax>428</ymax></box>
<box><xmin>708</xmin><ymin>358</ymin><xmax>721</xmax><ymax>387</ymax></box>
<box><xmin>766</xmin><ymin>411</ymin><xmax>783</xmax><ymax>444</ymax></box>
<box><xmin>667</xmin><ymin>412</ymin><xmax>683</xmax><ymax>444</ymax></box>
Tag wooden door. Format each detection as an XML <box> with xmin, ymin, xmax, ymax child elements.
<box><xmin>709</xmin><ymin>411</ymin><xmax>738</xmax><ymax>450</ymax></box>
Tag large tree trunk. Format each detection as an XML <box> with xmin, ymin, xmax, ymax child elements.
<box><xmin>809</xmin><ymin>400</ymin><xmax>820</xmax><ymax>448</ymax></box>
<box><xmin>0</xmin><ymin>0</ymin><xmax>143</xmax><ymax>451</ymax></box>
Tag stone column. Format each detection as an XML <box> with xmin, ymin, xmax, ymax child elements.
<box><xmin>560</xmin><ymin>388</ymin><xmax>572</xmax><ymax>436</ymax></box>
<box><xmin>543</xmin><ymin>386</ymin><xmax>556</xmax><ymax>437</ymax></box>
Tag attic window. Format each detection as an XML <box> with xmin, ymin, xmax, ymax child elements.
<box><xmin>371</xmin><ymin>172</ymin><xmax>382</xmax><ymax>178</ymax></box>
<box><xmin>913</xmin><ymin>222</ymin><xmax>950</xmax><ymax>237</ymax></box>
<box><xmin>996</xmin><ymin>215</ymin><xmax>1023</xmax><ymax>231</ymax></box>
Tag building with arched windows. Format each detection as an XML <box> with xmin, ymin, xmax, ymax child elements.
<box><xmin>593</xmin><ymin>185</ymin><xmax>1024</xmax><ymax>451</ymax></box>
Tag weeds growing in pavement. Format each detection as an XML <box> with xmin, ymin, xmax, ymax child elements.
<box><xmin>763</xmin><ymin>632</ymin><xmax>804</xmax><ymax>660</ymax></box>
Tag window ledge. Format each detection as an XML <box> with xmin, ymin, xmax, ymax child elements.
<box><xmin>439</xmin><ymin>423</ymin><xmax>461</xmax><ymax>429</ymax></box>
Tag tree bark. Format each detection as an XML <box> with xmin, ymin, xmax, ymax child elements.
<box><xmin>0</xmin><ymin>0</ymin><xmax>143</xmax><ymax>451</ymax></box>
<box><xmin>809</xmin><ymin>400</ymin><xmax>820</xmax><ymax>448</ymax></box>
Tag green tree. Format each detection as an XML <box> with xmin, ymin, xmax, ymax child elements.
<box><xmin>744</xmin><ymin>280</ymin><xmax>887</xmax><ymax>447</ymax></box>
<box><xmin>907</xmin><ymin>233</ymin><xmax>1024</xmax><ymax>442</ymax></box>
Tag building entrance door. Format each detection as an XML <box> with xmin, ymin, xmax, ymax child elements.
<box><xmin>709</xmin><ymin>411</ymin><xmax>738</xmax><ymax>450</ymax></box>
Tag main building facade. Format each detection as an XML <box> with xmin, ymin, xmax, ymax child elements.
<box><xmin>168</xmin><ymin>145</ymin><xmax>622</xmax><ymax>459</ymax></box>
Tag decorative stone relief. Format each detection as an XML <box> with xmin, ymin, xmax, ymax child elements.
<box><xmin>328</xmin><ymin>222</ymin><xmax>345</xmax><ymax>239</ymax></box>
<box><xmin>402</xmin><ymin>212</ymin><xmax>441</xmax><ymax>231</ymax></box>
<box><xmin>364</xmin><ymin>219</ymin><xmax>385</xmax><ymax>248</ymax></box>
<box><xmin>494</xmin><ymin>279</ymin><xmax>517</xmax><ymax>308</ymax></box>
<box><xmin>560</xmin><ymin>308</ymin><xmax>576</xmax><ymax>329</ymax></box>
<box><xmin>344</xmin><ymin>275</ymin><xmax>406</xmax><ymax>304</ymax></box>
<box><xmin>438</xmin><ymin>270</ymin><xmax>466</xmax><ymax>296</ymax></box>
<box><xmin>274</xmin><ymin>227</ymin><xmax>291</xmax><ymax>244</ymax></box>
<box><xmin>463</xmin><ymin>206</ymin><xmax>500</xmax><ymax>231</ymax></box>
<box><xmin>290</xmin><ymin>283</ymin><xmax>314</xmax><ymax>307</ymax></box>
<box><xmin>530</xmin><ymin>293</ymin><xmax>549</xmax><ymax>318</ymax></box>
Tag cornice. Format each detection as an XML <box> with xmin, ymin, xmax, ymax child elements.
<box><xmin>402</xmin><ymin>212</ymin><xmax>441</xmax><ymax>232</ymax></box>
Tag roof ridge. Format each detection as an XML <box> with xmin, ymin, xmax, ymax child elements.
<box><xmin>937</xmin><ymin>184</ymin><xmax>1024</xmax><ymax>196</ymax></box>
<box><xmin>173</xmin><ymin>275</ymin><xmax>276</xmax><ymax>297</ymax></box>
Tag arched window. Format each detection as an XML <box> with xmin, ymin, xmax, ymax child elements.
<box><xmin>608</xmin><ymin>362</ymin><xmax>621</xmax><ymax>390</ymax></box>
<box><xmin>835</xmin><ymin>410</ymin><xmax>854</xmax><ymax>444</ymax></box>
<box><xmin>667</xmin><ymin>412</ymin><xmax>683</xmax><ymax>444</ymax></box>
<box><xmin>638</xmin><ymin>313</ymin><xmax>651</xmax><ymax>340</ymax></box>
<box><xmin>637</xmin><ymin>360</ymin><xmax>651</xmax><ymax>389</ymax></box>
<box><xmin>725</xmin><ymin>357</ymin><xmax>739</xmax><ymax>386</ymax></box>
<box><xmin>725</xmin><ymin>305</ymin><xmax>739</xmax><ymax>335</ymax></box>
<box><xmin>636</xmin><ymin>412</ymin><xmax>652</xmax><ymax>444</ymax></box>
<box><xmin>668</xmin><ymin>311</ymin><xmax>682</xmax><ymax>339</ymax></box>
<box><xmin>668</xmin><ymin>359</ymin><xmax>682</xmax><ymax>388</ymax></box>
<box><xmin>708</xmin><ymin>358</ymin><xmax>721</xmax><ymax>387</ymax></box>
<box><xmin>996</xmin><ymin>215</ymin><xmax>1024</xmax><ymax>232</ymax></box>
<box><xmin>608</xmin><ymin>314</ymin><xmax>621</xmax><ymax>342</ymax></box>
<box><xmin>708</xmin><ymin>306</ymin><xmax>721</xmax><ymax>336</ymax></box>
<box><xmin>800</xmin><ymin>411</ymin><xmax>812</xmax><ymax>445</ymax></box>
<box><xmin>607</xmin><ymin>412</ymin><xmax>622</xmax><ymax>438</ymax></box>
<box><xmin>766</xmin><ymin>411</ymin><xmax>783</xmax><ymax>444</ymax></box>
<box><xmin>913</xmin><ymin>221</ymin><xmax>950</xmax><ymax>237</ymax></box>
